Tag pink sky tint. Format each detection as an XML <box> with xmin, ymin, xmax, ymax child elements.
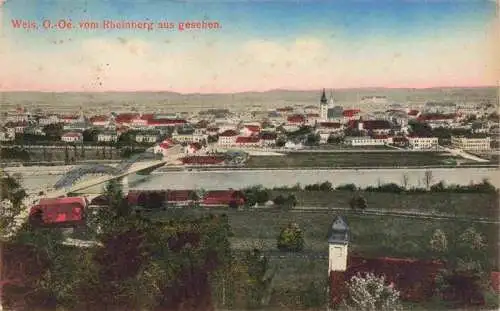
<box><xmin>0</xmin><ymin>19</ymin><xmax>498</xmax><ymax>92</ymax></box>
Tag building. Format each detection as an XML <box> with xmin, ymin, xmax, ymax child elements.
<box><xmin>180</xmin><ymin>155</ymin><xmax>226</xmax><ymax>166</ymax></box>
<box><xmin>29</xmin><ymin>197</ymin><xmax>87</xmax><ymax>227</ymax></box>
<box><xmin>355</xmin><ymin>120</ymin><xmax>392</xmax><ymax>135</ymax></box>
<box><xmin>451</xmin><ymin>136</ymin><xmax>491</xmax><ymax>151</ymax></box>
<box><xmin>407</xmin><ymin>136</ymin><xmax>438</xmax><ymax>150</ymax></box>
<box><xmin>89</xmin><ymin>115</ymin><xmax>110</xmax><ymax>127</ymax></box>
<box><xmin>418</xmin><ymin>114</ymin><xmax>457</xmax><ymax>129</ymax></box>
<box><xmin>185</xmin><ymin>142</ymin><xmax>203</xmax><ymax>154</ymax></box>
<box><xmin>344</xmin><ymin>136</ymin><xmax>393</xmax><ymax>146</ymax></box>
<box><xmin>287</xmin><ymin>114</ymin><xmax>306</xmax><ymax>126</ymax></box>
<box><xmin>5</xmin><ymin>121</ymin><xmax>27</xmax><ymax>134</ymax></box>
<box><xmin>135</xmin><ymin>131</ymin><xmax>160</xmax><ymax>143</ymax></box>
<box><xmin>260</xmin><ymin>132</ymin><xmax>277</xmax><ymax>146</ymax></box>
<box><xmin>61</xmin><ymin>132</ymin><xmax>83</xmax><ymax>143</ymax></box>
<box><xmin>316</xmin><ymin>122</ymin><xmax>344</xmax><ymax>135</ymax></box>
<box><xmin>235</xmin><ymin>136</ymin><xmax>261</xmax><ymax>147</ymax></box>
<box><xmin>38</xmin><ymin>115</ymin><xmax>61</xmax><ymax>126</ymax></box>
<box><xmin>241</xmin><ymin>125</ymin><xmax>261</xmax><ymax>137</ymax></box>
<box><xmin>218</xmin><ymin>129</ymin><xmax>239</xmax><ymax>146</ymax></box>
<box><xmin>201</xmin><ymin>189</ymin><xmax>246</xmax><ymax>207</ymax></box>
<box><xmin>97</xmin><ymin>131</ymin><xmax>118</xmax><ymax>143</ymax></box>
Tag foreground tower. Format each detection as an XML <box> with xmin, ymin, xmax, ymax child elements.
<box><xmin>328</xmin><ymin>216</ymin><xmax>349</xmax><ymax>274</ymax></box>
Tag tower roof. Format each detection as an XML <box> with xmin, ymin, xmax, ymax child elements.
<box><xmin>328</xmin><ymin>216</ymin><xmax>349</xmax><ymax>244</ymax></box>
<box><xmin>320</xmin><ymin>89</ymin><xmax>328</xmax><ymax>105</ymax></box>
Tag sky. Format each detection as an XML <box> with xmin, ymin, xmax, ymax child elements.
<box><xmin>0</xmin><ymin>0</ymin><xmax>498</xmax><ymax>93</ymax></box>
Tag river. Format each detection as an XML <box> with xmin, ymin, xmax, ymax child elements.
<box><xmin>13</xmin><ymin>167</ymin><xmax>500</xmax><ymax>192</ymax></box>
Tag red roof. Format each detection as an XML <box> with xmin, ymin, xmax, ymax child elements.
<box><xmin>30</xmin><ymin>197</ymin><xmax>86</xmax><ymax>224</ymax></box>
<box><xmin>188</xmin><ymin>142</ymin><xmax>202</xmax><ymax>150</ymax></box>
<box><xmin>287</xmin><ymin>114</ymin><xmax>305</xmax><ymax>123</ymax></box>
<box><xmin>307</xmin><ymin>113</ymin><xmax>320</xmax><ymax>118</ymax></box>
<box><xmin>236</xmin><ymin>136</ymin><xmax>260</xmax><ymax>144</ymax></box>
<box><xmin>89</xmin><ymin>115</ymin><xmax>108</xmax><ymax>123</ymax></box>
<box><xmin>61</xmin><ymin>115</ymin><xmax>79</xmax><ymax>120</ymax></box>
<box><xmin>202</xmin><ymin>190</ymin><xmax>246</xmax><ymax>206</ymax></box>
<box><xmin>181</xmin><ymin>156</ymin><xmax>225</xmax><ymax>165</ymax></box>
<box><xmin>343</xmin><ymin>109</ymin><xmax>361</xmax><ymax>117</ymax></box>
<box><xmin>219</xmin><ymin>129</ymin><xmax>238</xmax><ymax>137</ymax></box>
<box><xmin>115</xmin><ymin>113</ymin><xmax>139</xmax><ymax>124</ymax></box>
<box><xmin>148</xmin><ymin>119</ymin><xmax>187</xmax><ymax>126</ymax></box>
<box><xmin>244</xmin><ymin>125</ymin><xmax>261</xmax><ymax>132</ymax></box>
<box><xmin>166</xmin><ymin>190</ymin><xmax>197</xmax><ymax>202</ymax></box>
<box><xmin>371</xmin><ymin>134</ymin><xmax>390</xmax><ymax>139</ymax></box>
<box><xmin>318</xmin><ymin>122</ymin><xmax>342</xmax><ymax>128</ymax></box>
<box><xmin>408</xmin><ymin>110</ymin><xmax>420</xmax><ymax>116</ymax></box>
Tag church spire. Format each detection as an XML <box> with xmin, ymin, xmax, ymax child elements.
<box><xmin>329</xmin><ymin>89</ymin><xmax>335</xmax><ymax>106</ymax></box>
<box><xmin>320</xmin><ymin>89</ymin><xmax>328</xmax><ymax>106</ymax></box>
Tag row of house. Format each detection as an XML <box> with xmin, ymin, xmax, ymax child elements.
<box><xmin>28</xmin><ymin>189</ymin><xmax>248</xmax><ymax>227</ymax></box>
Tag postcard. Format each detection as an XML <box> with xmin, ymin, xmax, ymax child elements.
<box><xmin>0</xmin><ymin>0</ymin><xmax>499</xmax><ymax>310</ymax></box>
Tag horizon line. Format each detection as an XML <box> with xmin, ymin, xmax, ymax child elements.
<box><xmin>1</xmin><ymin>85</ymin><xmax>498</xmax><ymax>95</ymax></box>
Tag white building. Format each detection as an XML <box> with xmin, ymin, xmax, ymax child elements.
<box><xmin>451</xmin><ymin>136</ymin><xmax>491</xmax><ymax>151</ymax></box>
<box><xmin>344</xmin><ymin>136</ymin><xmax>393</xmax><ymax>146</ymax></box>
<box><xmin>218</xmin><ymin>129</ymin><xmax>239</xmax><ymax>146</ymax></box>
<box><xmin>135</xmin><ymin>132</ymin><xmax>159</xmax><ymax>143</ymax></box>
<box><xmin>97</xmin><ymin>131</ymin><xmax>118</xmax><ymax>143</ymax></box>
<box><xmin>284</xmin><ymin>140</ymin><xmax>304</xmax><ymax>150</ymax></box>
<box><xmin>407</xmin><ymin>136</ymin><xmax>439</xmax><ymax>150</ymax></box>
<box><xmin>38</xmin><ymin>115</ymin><xmax>61</xmax><ymax>126</ymax></box>
<box><xmin>61</xmin><ymin>132</ymin><xmax>83</xmax><ymax>143</ymax></box>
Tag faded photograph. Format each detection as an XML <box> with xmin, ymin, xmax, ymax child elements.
<box><xmin>0</xmin><ymin>0</ymin><xmax>499</xmax><ymax>310</ymax></box>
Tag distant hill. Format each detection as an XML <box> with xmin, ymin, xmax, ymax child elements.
<box><xmin>0</xmin><ymin>87</ymin><xmax>497</xmax><ymax>114</ymax></box>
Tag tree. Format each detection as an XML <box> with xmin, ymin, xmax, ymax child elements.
<box><xmin>344</xmin><ymin>273</ymin><xmax>402</xmax><ymax>311</ymax></box>
<box><xmin>401</xmin><ymin>173</ymin><xmax>409</xmax><ymax>190</ymax></box>
<box><xmin>319</xmin><ymin>181</ymin><xmax>333</xmax><ymax>191</ymax></box>
<box><xmin>277</xmin><ymin>222</ymin><xmax>304</xmax><ymax>252</ymax></box>
<box><xmin>424</xmin><ymin>170</ymin><xmax>433</xmax><ymax>190</ymax></box>
<box><xmin>0</xmin><ymin>172</ymin><xmax>28</xmax><ymax>310</ymax></box>
<box><xmin>434</xmin><ymin>227</ymin><xmax>490</xmax><ymax>308</ymax></box>
<box><xmin>241</xmin><ymin>249</ymin><xmax>275</xmax><ymax>309</ymax></box>
<box><xmin>429</xmin><ymin>229</ymin><xmax>448</xmax><ymax>254</ymax></box>
<box><xmin>349</xmin><ymin>195</ymin><xmax>367</xmax><ymax>211</ymax></box>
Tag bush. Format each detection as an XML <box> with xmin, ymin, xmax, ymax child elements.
<box><xmin>344</xmin><ymin>273</ymin><xmax>402</xmax><ymax>311</ymax></box>
<box><xmin>277</xmin><ymin>222</ymin><xmax>304</xmax><ymax>252</ymax></box>
<box><xmin>349</xmin><ymin>195</ymin><xmax>367</xmax><ymax>211</ymax></box>
<box><xmin>336</xmin><ymin>184</ymin><xmax>357</xmax><ymax>192</ymax></box>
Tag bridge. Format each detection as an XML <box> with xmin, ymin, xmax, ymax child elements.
<box><xmin>10</xmin><ymin>145</ymin><xmax>184</xmax><ymax>237</ymax></box>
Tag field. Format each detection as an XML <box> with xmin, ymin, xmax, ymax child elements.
<box><xmin>268</xmin><ymin>190</ymin><xmax>499</xmax><ymax>219</ymax></box>
<box><xmin>156</xmin><ymin>199</ymin><xmax>500</xmax><ymax>288</ymax></box>
<box><xmin>245</xmin><ymin>152</ymin><xmax>463</xmax><ymax>168</ymax></box>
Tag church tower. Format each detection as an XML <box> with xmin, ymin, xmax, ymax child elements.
<box><xmin>320</xmin><ymin>89</ymin><xmax>328</xmax><ymax>121</ymax></box>
<box><xmin>328</xmin><ymin>216</ymin><xmax>349</xmax><ymax>274</ymax></box>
